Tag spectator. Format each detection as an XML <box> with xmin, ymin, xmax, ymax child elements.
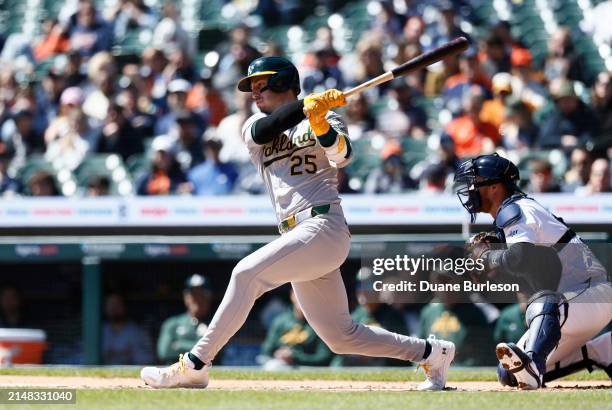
<box><xmin>68</xmin><ymin>0</ymin><xmax>113</xmax><ymax>58</ymax></box>
<box><xmin>162</xmin><ymin>46</ymin><xmax>197</xmax><ymax>84</ymax></box>
<box><xmin>543</xmin><ymin>27</ymin><xmax>587</xmax><ymax>85</ymax></box>
<box><xmin>478</xmin><ymin>32</ymin><xmax>511</xmax><ymax>78</ymax></box>
<box><xmin>96</xmin><ymin>102</ymin><xmax>144</xmax><ymax>161</ymax></box>
<box><xmin>492</xmin><ymin>20</ymin><xmax>531</xmax><ymax>69</ymax></box>
<box><xmin>500</xmin><ymin>101</ymin><xmax>539</xmax><ymax>151</ymax></box>
<box><xmin>386</xmin><ymin>81</ymin><xmax>428</xmax><ymax>138</ymax></box>
<box><xmin>0</xmin><ymin>285</ymin><xmax>31</xmax><ymax>328</ymax></box>
<box><xmin>82</xmin><ymin>52</ymin><xmax>117</xmax><ymax>123</ymax></box>
<box><xmin>441</xmin><ymin>49</ymin><xmax>491</xmax><ymax>116</ymax></box>
<box><xmin>591</xmin><ymin>72</ymin><xmax>611</xmax><ymax>141</ymax></box>
<box><xmin>364</xmin><ymin>141</ymin><xmax>416</xmax><ymax>194</ymax></box>
<box><xmin>136</xmin><ymin>135</ymin><xmax>187</xmax><ymax>196</ymax></box>
<box><xmin>302</xmin><ymin>47</ymin><xmax>346</xmax><ymax>95</ymax></box>
<box><xmin>38</xmin><ymin>67</ymin><xmax>66</xmax><ymax>126</ymax></box>
<box><xmin>538</xmin><ymin>79</ymin><xmax>600</xmax><ymax>150</ymax></box>
<box><xmin>2</xmin><ymin>107</ymin><xmax>45</xmax><ymax>174</ymax></box>
<box><xmin>444</xmin><ymin>87</ymin><xmax>499</xmax><ymax>158</ymax></box>
<box><xmin>493</xmin><ymin>302</ymin><xmax>528</xmax><ymax>347</ymax></box>
<box><xmin>260</xmin><ymin>289</ymin><xmax>332</xmax><ymax>369</ymax></box>
<box><xmin>155</xmin><ymin>79</ymin><xmax>204</xmax><ymax>137</ymax></box>
<box><xmin>102</xmin><ymin>292</ymin><xmax>154</xmax><ymax>365</ymax></box>
<box><xmin>563</xmin><ymin>147</ymin><xmax>592</xmax><ymax>192</ymax></box>
<box><xmin>480</xmin><ymin>72</ymin><xmax>515</xmax><ymax>131</ymax></box>
<box><xmin>370</xmin><ymin>0</ymin><xmax>405</xmax><ymax>42</ymax></box>
<box><xmin>186</xmin><ymin>77</ymin><xmax>227</xmax><ymax>127</ymax></box>
<box><xmin>63</xmin><ymin>51</ymin><xmax>87</xmax><ymax>88</ymax></box>
<box><xmin>348</xmin><ymin>35</ymin><xmax>388</xmax><ymax>99</ymax></box>
<box><xmin>27</xmin><ymin>170</ymin><xmax>60</xmax><ymax>196</ymax></box>
<box><xmin>157</xmin><ymin>274</ymin><xmax>212</xmax><ymax>364</ymax></box>
<box><xmin>526</xmin><ymin>158</ymin><xmax>561</xmax><ymax>193</ymax></box>
<box><xmin>170</xmin><ymin>110</ymin><xmax>205</xmax><ymax>170</ymax></box>
<box><xmin>44</xmin><ymin>88</ymin><xmax>93</xmax><ymax>171</ymax></box>
<box><xmin>187</xmin><ymin>139</ymin><xmax>238</xmax><ymax>196</ymax></box>
<box><xmin>419</xmin><ymin>163</ymin><xmax>448</xmax><ymax>194</ymax></box>
<box><xmin>215</xmin><ymin>90</ymin><xmax>252</xmax><ymax>165</ymax></box>
<box><xmin>107</xmin><ymin>0</ymin><xmax>157</xmax><ymax>41</ymax></box>
<box><xmin>33</xmin><ymin>19</ymin><xmax>71</xmax><ymax>61</ymax></box>
<box><xmin>115</xmin><ymin>81</ymin><xmax>156</xmax><ymax>138</ymax></box>
<box><xmin>418</xmin><ymin>274</ymin><xmax>494</xmax><ymax>366</ymax></box>
<box><xmin>152</xmin><ymin>4</ymin><xmax>196</xmax><ymax>57</ymax></box>
<box><xmin>141</xmin><ymin>47</ymin><xmax>170</xmax><ymax>111</ymax></box>
<box><xmin>425</xmin><ymin>1</ymin><xmax>469</xmax><ymax>53</ymax></box>
<box><xmin>0</xmin><ymin>143</ymin><xmax>21</xmax><ymax>197</ymax></box>
<box><xmin>86</xmin><ymin>175</ymin><xmax>110</xmax><ymax>197</ymax></box>
<box><xmin>410</xmin><ymin>134</ymin><xmax>460</xmax><ymax>184</ymax></box>
<box><xmin>344</xmin><ymin>93</ymin><xmax>376</xmax><ymax>141</ymax></box>
<box><xmin>213</xmin><ymin>25</ymin><xmax>261</xmax><ymax>99</ymax></box>
<box><xmin>575</xmin><ymin>158</ymin><xmax>611</xmax><ymax>195</ymax></box>
<box><xmin>509</xmin><ymin>49</ymin><xmax>548</xmax><ymax>112</ymax></box>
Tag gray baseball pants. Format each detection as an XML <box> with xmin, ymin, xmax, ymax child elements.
<box><xmin>191</xmin><ymin>204</ymin><xmax>426</xmax><ymax>363</ymax></box>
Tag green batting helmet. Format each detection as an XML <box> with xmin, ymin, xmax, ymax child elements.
<box><xmin>237</xmin><ymin>56</ymin><xmax>301</xmax><ymax>95</ymax></box>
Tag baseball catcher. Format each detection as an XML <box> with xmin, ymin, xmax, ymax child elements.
<box><xmin>454</xmin><ymin>153</ymin><xmax>612</xmax><ymax>389</ymax></box>
<box><xmin>141</xmin><ymin>56</ymin><xmax>455</xmax><ymax>390</ymax></box>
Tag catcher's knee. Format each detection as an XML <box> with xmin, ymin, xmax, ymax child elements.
<box><xmin>497</xmin><ymin>363</ymin><xmax>518</xmax><ymax>387</ymax></box>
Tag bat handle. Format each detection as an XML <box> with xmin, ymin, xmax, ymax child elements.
<box><xmin>343</xmin><ymin>72</ymin><xmax>394</xmax><ymax>99</ymax></box>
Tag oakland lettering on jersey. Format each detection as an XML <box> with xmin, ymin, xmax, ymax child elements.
<box><xmin>263</xmin><ymin>132</ymin><xmax>316</xmax><ymax>168</ymax></box>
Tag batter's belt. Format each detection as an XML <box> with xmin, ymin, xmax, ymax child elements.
<box><xmin>278</xmin><ymin>204</ymin><xmax>331</xmax><ymax>234</ymax></box>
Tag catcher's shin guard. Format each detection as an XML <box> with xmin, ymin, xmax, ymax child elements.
<box><xmin>523</xmin><ymin>290</ymin><xmax>567</xmax><ymax>374</ymax></box>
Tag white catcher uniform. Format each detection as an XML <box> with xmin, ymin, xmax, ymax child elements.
<box><xmin>502</xmin><ymin>196</ymin><xmax>612</xmax><ymax>378</ymax></box>
<box><xmin>190</xmin><ymin>111</ymin><xmax>428</xmax><ymax>363</ymax></box>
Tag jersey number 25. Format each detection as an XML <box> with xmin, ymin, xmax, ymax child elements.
<box><xmin>290</xmin><ymin>154</ymin><xmax>317</xmax><ymax>175</ymax></box>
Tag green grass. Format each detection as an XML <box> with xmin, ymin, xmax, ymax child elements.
<box><xmin>0</xmin><ymin>368</ymin><xmax>609</xmax><ymax>409</ymax></box>
<box><xmin>0</xmin><ymin>366</ymin><xmax>608</xmax><ymax>382</ymax></box>
<box><xmin>3</xmin><ymin>389</ymin><xmax>611</xmax><ymax>410</ymax></box>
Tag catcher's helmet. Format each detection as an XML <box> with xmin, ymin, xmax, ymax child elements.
<box><xmin>237</xmin><ymin>56</ymin><xmax>301</xmax><ymax>95</ymax></box>
<box><xmin>453</xmin><ymin>153</ymin><xmax>522</xmax><ymax>222</ymax></box>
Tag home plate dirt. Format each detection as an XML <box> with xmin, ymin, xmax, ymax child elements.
<box><xmin>0</xmin><ymin>376</ymin><xmax>609</xmax><ymax>391</ymax></box>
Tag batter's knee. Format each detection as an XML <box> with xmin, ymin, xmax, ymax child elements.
<box><xmin>317</xmin><ymin>323</ymin><xmax>360</xmax><ymax>355</ymax></box>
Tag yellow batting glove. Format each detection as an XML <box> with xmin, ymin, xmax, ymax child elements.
<box><xmin>320</xmin><ymin>89</ymin><xmax>346</xmax><ymax>109</ymax></box>
<box><xmin>303</xmin><ymin>89</ymin><xmax>346</xmax><ymax>118</ymax></box>
<box><xmin>303</xmin><ymin>93</ymin><xmax>328</xmax><ymax>119</ymax></box>
<box><xmin>308</xmin><ymin>114</ymin><xmax>330</xmax><ymax>136</ymax></box>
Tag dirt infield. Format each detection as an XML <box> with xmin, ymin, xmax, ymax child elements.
<box><xmin>0</xmin><ymin>376</ymin><xmax>609</xmax><ymax>391</ymax></box>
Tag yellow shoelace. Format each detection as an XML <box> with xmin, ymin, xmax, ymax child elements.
<box><xmin>416</xmin><ymin>362</ymin><xmax>431</xmax><ymax>378</ymax></box>
<box><xmin>163</xmin><ymin>354</ymin><xmax>186</xmax><ymax>376</ymax></box>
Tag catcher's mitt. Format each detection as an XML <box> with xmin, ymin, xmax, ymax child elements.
<box><xmin>466</xmin><ymin>231</ymin><xmax>501</xmax><ymax>264</ymax></box>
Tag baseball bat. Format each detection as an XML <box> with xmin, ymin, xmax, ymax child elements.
<box><xmin>343</xmin><ymin>37</ymin><xmax>469</xmax><ymax>98</ymax></box>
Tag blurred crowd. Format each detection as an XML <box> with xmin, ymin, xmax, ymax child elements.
<box><xmin>0</xmin><ymin>0</ymin><xmax>610</xmax><ymax>198</ymax></box>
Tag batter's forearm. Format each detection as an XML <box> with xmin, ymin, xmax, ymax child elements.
<box><xmin>317</xmin><ymin>127</ymin><xmax>353</xmax><ymax>167</ymax></box>
<box><xmin>251</xmin><ymin>100</ymin><xmax>306</xmax><ymax>144</ymax></box>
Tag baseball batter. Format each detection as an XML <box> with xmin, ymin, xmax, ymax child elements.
<box><xmin>141</xmin><ymin>56</ymin><xmax>455</xmax><ymax>390</ymax></box>
<box><xmin>454</xmin><ymin>154</ymin><xmax>612</xmax><ymax>389</ymax></box>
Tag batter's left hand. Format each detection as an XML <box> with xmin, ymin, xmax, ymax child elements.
<box><xmin>303</xmin><ymin>89</ymin><xmax>346</xmax><ymax>118</ymax></box>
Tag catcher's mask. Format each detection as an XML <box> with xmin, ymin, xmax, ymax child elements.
<box><xmin>237</xmin><ymin>56</ymin><xmax>301</xmax><ymax>95</ymax></box>
<box><xmin>453</xmin><ymin>153</ymin><xmax>522</xmax><ymax>223</ymax></box>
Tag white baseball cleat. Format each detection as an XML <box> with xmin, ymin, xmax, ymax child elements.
<box><xmin>496</xmin><ymin>342</ymin><xmax>541</xmax><ymax>390</ymax></box>
<box><xmin>140</xmin><ymin>353</ymin><xmax>209</xmax><ymax>389</ymax></box>
<box><xmin>416</xmin><ymin>335</ymin><xmax>455</xmax><ymax>391</ymax></box>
